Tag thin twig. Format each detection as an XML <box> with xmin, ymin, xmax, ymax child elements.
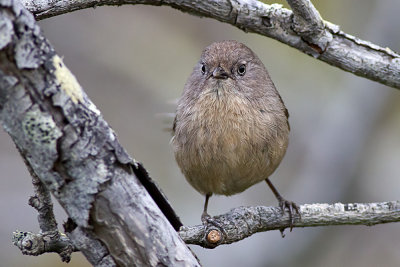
<box><xmin>179</xmin><ymin>201</ymin><xmax>400</xmax><ymax>248</ymax></box>
<box><xmin>29</xmin><ymin>174</ymin><xmax>58</xmax><ymax>232</ymax></box>
<box><xmin>13</xmin><ymin>150</ymin><xmax>76</xmax><ymax>262</ymax></box>
<box><xmin>12</xmin><ymin>231</ymin><xmax>76</xmax><ymax>262</ymax></box>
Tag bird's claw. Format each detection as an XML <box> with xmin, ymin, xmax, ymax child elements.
<box><xmin>278</xmin><ymin>197</ymin><xmax>301</xmax><ymax>232</ymax></box>
<box><xmin>201</xmin><ymin>212</ymin><xmax>223</xmax><ymax>229</ymax></box>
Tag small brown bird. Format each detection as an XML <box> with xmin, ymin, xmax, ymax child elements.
<box><xmin>172</xmin><ymin>40</ymin><xmax>299</xmax><ymax>227</ymax></box>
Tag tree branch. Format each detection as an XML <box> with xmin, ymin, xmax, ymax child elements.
<box><xmin>20</xmin><ymin>0</ymin><xmax>400</xmax><ymax>89</ymax></box>
<box><xmin>285</xmin><ymin>0</ymin><xmax>327</xmax><ymax>45</ymax></box>
<box><xmin>179</xmin><ymin>201</ymin><xmax>400</xmax><ymax>248</ymax></box>
<box><xmin>12</xmin><ymin>230</ymin><xmax>76</xmax><ymax>262</ymax></box>
<box><xmin>28</xmin><ymin>165</ymin><xmax>58</xmax><ymax>233</ymax></box>
<box><xmin>0</xmin><ymin>0</ymin><xmax>198</xmax><ymax>266</ymax></box>
<box><xmin>12</xmin><ymin>162</ymin><xmax>76</xmax><ymax>262</ymax></box>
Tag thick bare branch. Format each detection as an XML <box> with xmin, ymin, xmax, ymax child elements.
<box><xmin>0</xmin><ymin>0</ymin><xmax>198</xmax><ymax>266</ymax></box>
<box><xmin>20</xmin><ymin>0</ymin><xmax>400</xmax><ymax>89</ymax></box>
<box><xmin>179</xmin><ymin>201</ymin><xmax>400</xmax><ymax>248</ymax></box>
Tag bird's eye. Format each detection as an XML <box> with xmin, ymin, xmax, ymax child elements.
<box><xmin>201</xmin><ymin>64</ymin><xmax>206</xmax><ymax>74</ymax></box>
<box><xmin>237</xmin><ymin>64</ymin><xmax>246</xmax><ymax>76</ymax></box>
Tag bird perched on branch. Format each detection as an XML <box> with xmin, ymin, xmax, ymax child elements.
<box><xmin>172</xmin><ymin>40</ymin><xmax>299</xmax><ymax>228</ymax></box>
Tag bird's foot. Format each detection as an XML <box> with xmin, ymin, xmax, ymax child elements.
<box><xmin>201</xmin><ymin>212</ymin><xmax>223</xmax><ymax>229</ymax></box>
<box><xmin>277</xmin><ymin>197</ymin><xmax>301</xmax><ymax>232</ymax></box>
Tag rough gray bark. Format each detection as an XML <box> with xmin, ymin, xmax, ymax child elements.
<box><xmin>179</xmin><ymin>202</ymin><xmax>400</xmax><ymax>248</ymax></box>
<box><xmin>0</xmin><ymin>0</ymin><xmax>199</xmax><ymax>266</ymax></box>
<box><xmin>20</xmin><ymin>0</ymin><xmax>400</xmax><ymax>89</ymax></box>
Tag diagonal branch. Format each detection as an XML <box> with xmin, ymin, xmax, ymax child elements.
<box><xmin>179</xmin><ymin>201</ymin><xmax>400</xmax><ymax>248</ymax></box>
<box><xmin>0</xmin><ymin>0</ymin><xmax>198</xmax><ymax>266</ymax></box>
<box><xmin>20</xmin><ymin>0</ymin><xmax>400</xmax><ymax>89</ymax></box>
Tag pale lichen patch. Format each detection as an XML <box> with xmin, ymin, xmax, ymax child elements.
<box><xmin>22</xmin><ymin>110</ymin><xmax>62</xmax><ymax>145</ymax></box>
<box><xmin>52</xmin><ymin>55</ymin><xmax>83</xmax><ymax>104</ymax></box>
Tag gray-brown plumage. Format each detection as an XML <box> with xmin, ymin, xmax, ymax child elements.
<box><xmin>172</xmin><ymin>40</ymin><xmax>299</xmax><ymax>226</ymax></box>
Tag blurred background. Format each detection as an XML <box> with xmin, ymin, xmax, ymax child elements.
<box><xmin>1</xmin><ymin>0</ymin><xmax>400</xmax><ymax>266</ymax></box>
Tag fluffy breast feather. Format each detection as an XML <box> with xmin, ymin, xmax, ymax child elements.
<box><xmin>173</xmin><ymin>89</ymin><xmax>288</xmax><ymax>195</ymax></box>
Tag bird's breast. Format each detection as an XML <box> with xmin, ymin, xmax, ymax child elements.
<box><xmin>173</xmin><ymin>90</ymin><xmax>288</xmax><ymax>195</ymax></box>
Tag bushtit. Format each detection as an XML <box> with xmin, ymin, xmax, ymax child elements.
<box><xmin>172</xmin><ymin>40</ymin><xmax>299</xmax><ymax>227</ymax></box>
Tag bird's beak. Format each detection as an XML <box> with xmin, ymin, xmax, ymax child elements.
<box><xmin>212</xmin><ymin>66</ymin><xmax>229</xmax><ymax>79</ymax></box>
